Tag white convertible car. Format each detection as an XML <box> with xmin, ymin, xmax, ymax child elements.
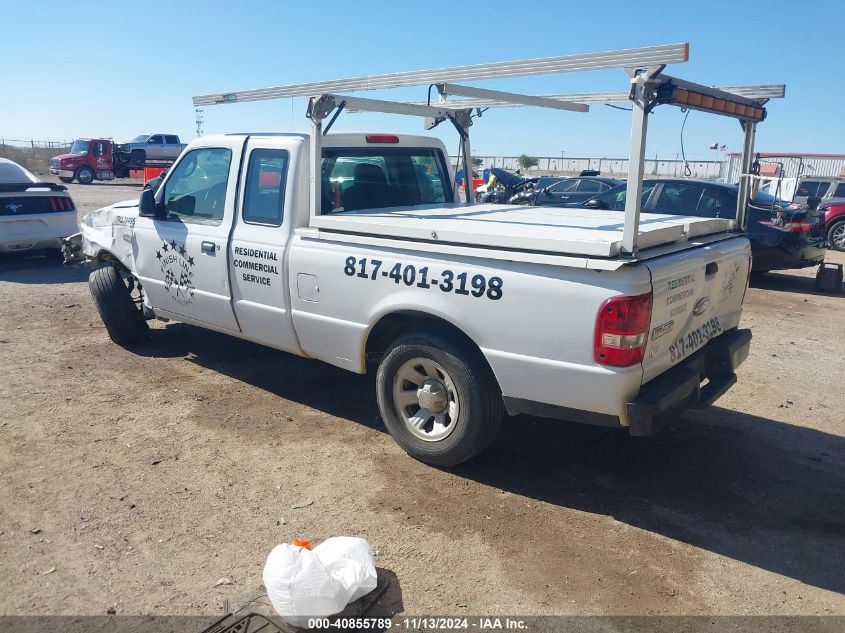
<box><xmin>0</xmin><ymin>157</ymin><xmax>78</xmax><ymax>254</ymax></box>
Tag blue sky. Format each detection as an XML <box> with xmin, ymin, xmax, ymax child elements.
<box><xmin>1</xmin><ymin>0</ymin><xmax>843</xmax><ymax>160</ymax></box>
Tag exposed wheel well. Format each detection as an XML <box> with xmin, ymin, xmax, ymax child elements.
<box><xmin>364</xmin><ymin>311</ymin><xmax>500</xmax><ymax>388</ymax></box>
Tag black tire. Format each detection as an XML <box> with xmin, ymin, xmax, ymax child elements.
<box><xmin>376</xmin><ymin>331</ymin><xmax>504</xmax><ymax>466</ymax></box>
<box><xmin>89</xmin><ymin>266</ymin><xmax>149</xmax><ymax>345</ymax></box>
<box><xmin>75</xmin><ymin>166</ymin><xmax>94</xmax><ymax>184</ymax></box>
<box><xmin>826</xmin><ymin>219</ymin><xmax>845</xmax><ymax>252</ymax></box>
<box><xmin>59</xmin><ymin>176</ymin><xmax>73</xmax><ymax>184</ymax></box>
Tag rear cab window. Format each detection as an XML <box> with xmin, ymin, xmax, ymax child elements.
<box><xmin>320</xmin><ymin>147</ymin><xmax>452</xmax><ymax>213</ymax></box>
<box><xmin>243</xmin><ymin>149</ymin><xmax>289</xmax><ymax>226</ymax></box>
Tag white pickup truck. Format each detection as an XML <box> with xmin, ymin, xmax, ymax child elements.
<box><xmin>66</xmin><ymin>131</ymin><xmax>752</xmax><ymax>465</ymax></box>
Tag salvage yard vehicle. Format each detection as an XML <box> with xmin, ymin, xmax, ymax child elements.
<box><xmin>50</xmin><ymin>135</ymin><xmax>184</xmax><ymax>184</ymax></box>
<box><xmin>0</xmin><ymin>157</ymin><xmax>77</xmax><ymax>254</ymax></box>
<box><xmin>122</xmin><ymin>134</ymin><xmax>187</xmax><ymax>163</ymax></box>
<box><xmin>582</xmin><ymin>179</ymin><xmax>826</xmax><ymax>273</ymax></box>
<box><xmin>527</xmin><ymin>175</ymin><xmax>624</xmax><ymax>206</ymax></box>
<box><xmin>818</xmin><ymin>198</ymin><xmax>845</xmax><ymax>251</ymax></box>
<box><xmin>475</xmin><ymin>168</ymin><xmax>537</xmax><ymax>203</ymax></box>
<box><xmin>65</xmin><ymin>44</ymin><xmax>782</xmax><ymax>465</ymax></box>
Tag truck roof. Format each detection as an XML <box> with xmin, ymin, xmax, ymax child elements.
<box><xmin>213</xmin><ymin>132</ymin><xmax>444</xmax><ymax>147</ymax></box>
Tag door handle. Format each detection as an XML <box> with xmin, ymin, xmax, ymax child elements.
<box><xmin>201</xmin><ymin>241</ymin><xmax>216</xmax><ymax>254</ymax></box>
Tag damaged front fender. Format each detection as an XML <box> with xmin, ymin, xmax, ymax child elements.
<box><xmin>75</xmin><ymin>199</ymin><xmax>140</xmax><ymax>272</ymax></box>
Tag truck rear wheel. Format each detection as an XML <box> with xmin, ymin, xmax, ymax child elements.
<box><xmin>89</xmin><ymin>265</ymin><xmax>149</xmax><ymax>345</ymax></box>
<box><xmin>75</xmin><ymin>166</ymin><xmax>94</xmax><ymax>184</ymax></box>
<box><xmin>376</xmin><ymin>331</ymin><xmax>504</xmax><ymax>466</ymax></box>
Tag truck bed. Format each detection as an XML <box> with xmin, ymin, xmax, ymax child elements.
<box><xmin>308</xmin><ymin>204</ymin><xmax>734</xmax><ymax>259</ymax></box>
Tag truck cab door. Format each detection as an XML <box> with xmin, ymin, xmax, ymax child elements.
<box><xmin>228</xmin><ymin>137</ymin><xmax>304</xmax><ymax>352</ymax></box>
<box><xmin>147</xmin><ymin>134</ymin><xmax>165</xmax><ymax>156</ymax></box>
<box><xmin>133</xmin><ymin>140</ymin><xmax>245</xmax><ymax>332</ymax></box>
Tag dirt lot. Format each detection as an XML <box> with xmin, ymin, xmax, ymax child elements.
<box><xmin>1</xmin><ymin>179</ymin><xmax>843</xmax><ymax>618</ymax></box>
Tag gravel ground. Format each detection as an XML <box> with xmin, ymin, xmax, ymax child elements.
<box><xmin>0</xmin><ymin>179</ymin><xmax>843</xmax><ymax>618</ymax></box>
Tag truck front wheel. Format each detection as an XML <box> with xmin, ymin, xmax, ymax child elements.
<box><xmin>376</xmin><ymin>331</ymin><xmax>504</xmax><ymax>466</ymax></box>
<box><xmin>75</xmin><ymin>166</ymin><xmax>94</xmax><ymax>184</ymax></box>
<box><xmin>89</xmin><ymin>266</ymin><xmax>149</xmax><ymax>345</ymax></box>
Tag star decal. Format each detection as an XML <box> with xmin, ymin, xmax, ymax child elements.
<box><xmin>155</xmin><ymin>250</ymin><xmax>162</xmax><ymax>260</ymax></box>
<box><xmin>161</xmin><ymin>241</ymin><xmax>169</xmax><ymax>252</ymax></box>
<box><xmin>178</xmin><ymin>244</ymin><xmax>186</xmax><ymax>257</ymax></box>
<box><xmin>170</xmin><ymin>239</ymin><xmax>177</xmax><ymax>250</ymax></box>
<box><xmin>187</xmin><ymin>256</ymin><xmax>195</xmax><ymax>266</ymax></box>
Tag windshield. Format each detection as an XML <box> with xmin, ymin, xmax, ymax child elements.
<box><xmin>70</xmin><ymin>140</ymin><xmax>91</xmax><ymax>155</ymax></box>
<box><xmin>0</xmin><ymin>160</ymin><xmax>39</xmax><ymax>184</ymax></box>
<box><xmin>130</xmin><ymin>135</ymin><xmax>150</xmax><ymax>143</ymax></box>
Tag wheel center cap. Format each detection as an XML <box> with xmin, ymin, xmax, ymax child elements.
<box><xmin>417</xmin><ymin>379</ymin><xmax>448</xmax><ymax>413</ymax></box>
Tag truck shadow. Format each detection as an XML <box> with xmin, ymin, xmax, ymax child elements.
<box><xmin>0</xmin><ymin>253</ymin><xmax>90</xmax><ymax>284</ymax></box>
<box><xmin>751</xmin><ymin>270</ymin><xmax>843</xmax><ymax>297</ymax></box>
<box><xmin>454</xmin><ymin>408</ymin><xmax>844</xmax><ymax>596</ymax></box>
<box><xmin>137</xmin><ymin>323</ymin><xmax>843</xmax><ymax>595</ymax></box>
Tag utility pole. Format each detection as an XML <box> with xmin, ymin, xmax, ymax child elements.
<box><xmin>195</xmin><ymin>108</ymin><xmax>205</xmax><ymax>137</ymax></box>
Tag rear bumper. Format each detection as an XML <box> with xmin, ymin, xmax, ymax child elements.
<box><xmin>626</xmin><ymin>328</ymin><xmax>752</xmax><ymax>436</ymax></box>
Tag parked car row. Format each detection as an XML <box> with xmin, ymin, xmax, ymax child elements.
<box><xmin>474</xmin><ymin>168</ymin><xmax>830</xmax><ymax>273</ymax></box>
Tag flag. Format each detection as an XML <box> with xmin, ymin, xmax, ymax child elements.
<box><xmin>720</xmin><ymin>144</ymin><xmax>727</xmax><ymax>151</ymax></box>
<box><xmin>709</xmin><ymin>143</ymin><xmax>719</xmax><ymax>150</ymax></box>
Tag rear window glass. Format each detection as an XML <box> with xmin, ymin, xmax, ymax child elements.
<box><xmin>242</xmin><ymin>149</ymin><xmax>289</xmax><ymax>226</ymax></box>
<box><xmin>320</xmin><ymin>147</ymin><xmax>451</xmax><ymax>213</ymax></box>
<box><xmin>796</xmin><ymin>180</ymin><xmax>831</xmax><ymax>198</ymax></box>
<box><xmin>834</xmin><ymin>183</ymin><xmax>845</xmax><ymax>198</ymax></box>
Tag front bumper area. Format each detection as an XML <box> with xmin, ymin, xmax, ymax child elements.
<box><xmin>626</xmin><ymin>328</ymin><xmax>752</xmax><ymax>436</ymax></box>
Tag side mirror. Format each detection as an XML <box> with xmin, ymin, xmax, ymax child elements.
<box><xmin>139</xmin><ymin>188</ymin><xmax>162</xmax><ymax>218</ymax></box>
<box><xmin>584</xmin><ymin>198</ymin><xmax>603</xmax><ymax>209</ymax></box>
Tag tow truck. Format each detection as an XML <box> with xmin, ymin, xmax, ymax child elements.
<box><xmin>50</xmin><ymin>134</ymin><xmax>184</xmax><ymax>184</ymax></box>
<box><xmin>64</xmin><ymin>44</ymin><xmax>784</xmax><ymax>465</ymax></box>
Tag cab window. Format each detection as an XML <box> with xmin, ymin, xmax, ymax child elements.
<box><xmin>162</xmin><ymin>147</ymin><xmax>231</xmax><ymax>224</ymax></box>
<box><xmin>149</xmin><ymin>135</ymin><xmax>164</xmax><ymax>144</ymax></box>
<box><xmin>242</xmin><ymin>149</ymin><xmax>289</xmax><ymax>226</ymax></box>
<box><xmin>321</xmin><ymin>147</ymin><xmax>451</xmax><ymax>213</ymax></box>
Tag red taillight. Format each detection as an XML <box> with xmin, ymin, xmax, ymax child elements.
<box><xmin>594</xmin><ymin>292</ymin><xmax>653</xmax><ymax>367</ymax></box>
<box><xmin>365</xmin><ymin>134</ymin><xmax>399</xmax><ymax>144</ymax></box>
<box><xmin>782</xmin><ymin>221</ymin><xmax>813</xmax><ymax>233</ymax></box>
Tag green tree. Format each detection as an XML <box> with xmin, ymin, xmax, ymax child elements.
<box><xmin>471</xmin><ymin>157</ymin><xmax>483</xmax><ymax>168</ymax></box>
<box><xmin>517</xmin><ymin>154</ymin><xmax>539</xmax><ymax>170</ymax></box>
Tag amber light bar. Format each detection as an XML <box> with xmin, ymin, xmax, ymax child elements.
<box><xmin>655</xmin><ymin>77</ymin><xmax>767</xmax><ymax>122</ymax></box>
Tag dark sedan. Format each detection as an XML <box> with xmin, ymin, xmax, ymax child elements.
<box><xmin>580</xmin><ymin>179</ymin><xmax>826</xmax><ymax>273</ymax></box>
<box><xmin>520</xmin><ymin>176</ymin><xmax>623</xmax><ymax>206</ymax></box>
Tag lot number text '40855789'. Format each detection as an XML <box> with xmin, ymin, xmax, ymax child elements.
<box><xmin>342</xmin><ymin>256</ymin><xmax>503</xmax><ymax>300</ymax></box>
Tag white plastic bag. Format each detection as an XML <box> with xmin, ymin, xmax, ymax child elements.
<box><xmin>263</xmin><ymin>537</ymin><xmax>377</xmax><ymax>626</ymax></box>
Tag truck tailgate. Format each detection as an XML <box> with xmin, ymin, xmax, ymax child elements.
<box><xmin>642</xmin><ymin>236</ymin><xmax>752</xmax><ymax>384</ymax></box>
